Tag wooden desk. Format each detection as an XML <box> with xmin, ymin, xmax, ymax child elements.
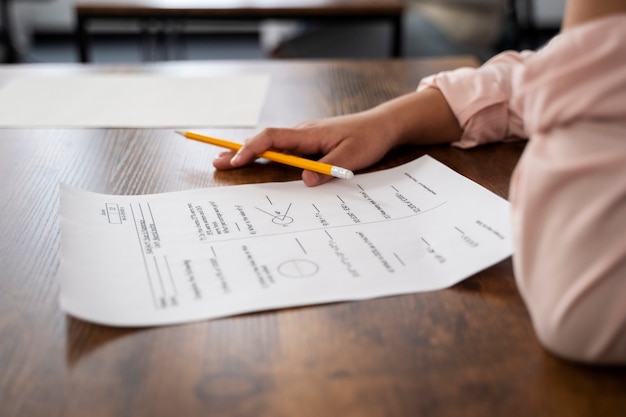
<box><xmin>75</xmin><ymin>0</ymin><xmax>405</xmax><ymax>62</ymax></box>
<box><xmin>0</xmin><ymin>58</ymin><xmax>624</xmax><ymax>417</ymax></box>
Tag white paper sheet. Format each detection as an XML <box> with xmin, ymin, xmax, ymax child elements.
<box><xmin>0</xmin><ymin>75</ymin><xmax>269</xmax><ymax>127</ymax></box>
<box><xmin>59</xmin><ymin>155</ymin><xmax>513</xmax><ymax>327</ymax></box>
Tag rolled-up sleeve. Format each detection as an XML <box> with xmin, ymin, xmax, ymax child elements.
<box><xmin>418</xmin><ymin>50</ymin><xmax>531</xmax><ymax>148</ymax></box>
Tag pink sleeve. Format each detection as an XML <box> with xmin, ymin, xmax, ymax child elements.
<box><xmin>509</xmin><ymin>16</ymin><xmax>626</xmax><ymax>364</ymax></box>
<box><xmin>420</xmin><ymin>15</ymin><xmax>626</xmax><ymax>364</ymax></box>
<box><xmin>417</xmin><ymin>50</ymin><xmax>532</xmax><ymax>148</ymax></box>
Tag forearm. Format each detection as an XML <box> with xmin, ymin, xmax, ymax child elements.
<box><xmin>365</xmin><ymin>87</ymin><xmax>463</xmax><ymax>148</ymax></box>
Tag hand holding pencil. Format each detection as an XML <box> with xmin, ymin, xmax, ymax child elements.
<box><xmin>208</xmin><ymin>111</ymin><xmax>399</xmax><ymax>186</ymax></box>
<box><xmin>178</xmin><ymin>130</ymin><xmax>354</xmax><ymax>180</ymax></box>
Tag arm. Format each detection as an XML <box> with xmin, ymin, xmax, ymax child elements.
<box><xmin>213</xmin><ymin>88</ymin><xmax>462</xmax><ymax>186</ymax></box>
<box><xmin>215</xmin><ymin>46</ymin><xmax>534</xmax><ymax>185</ymax></box>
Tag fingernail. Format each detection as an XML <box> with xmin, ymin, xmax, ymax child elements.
<box><xmin>230</xmin><ymin>151</ymin><xmax>241</xmax><ymax>166</ymax></box>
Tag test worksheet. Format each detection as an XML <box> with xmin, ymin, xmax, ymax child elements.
<box><xmin>59</xmin><ymin>156</ymin><xmax>513</xmax><ymax>327</ymax></box>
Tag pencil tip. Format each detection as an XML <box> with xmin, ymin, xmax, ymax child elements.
<box><xmin>174</xmin><ymin>130</ymin><xmax>185</xmax><ymax>137</ymax></box>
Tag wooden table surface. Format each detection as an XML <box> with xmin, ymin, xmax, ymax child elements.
<box><xmin>0</xmin><ymin>58</ymin><xmax>624</xmax><ymax>417</ymax></box>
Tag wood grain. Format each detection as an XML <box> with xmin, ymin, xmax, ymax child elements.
<box><xmin>0</xmin><ymin>59</ymin><xmax>624</xmax><ymax>417</ymax></box>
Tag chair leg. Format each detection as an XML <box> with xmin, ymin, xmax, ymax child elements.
<box><xmin>1</xmin><ymin>0</ymin><xmax>21</xmax><ymax>63</ymax></box>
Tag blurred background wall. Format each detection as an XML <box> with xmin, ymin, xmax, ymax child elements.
<box><xmin>2</xmin><ymin>0</ymin><xmax>566</xmax><ymax>63</ymax></box>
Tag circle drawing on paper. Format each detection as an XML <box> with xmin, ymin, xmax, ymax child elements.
<box><xmin>271</xmin><ymin>215</ymin><xmax>294</xmax><ymax>226</ymax></box>
<box><xmin>278</xmin><ymin>259</ymin><xmax>319</xmax><ymax>278</ymax></box>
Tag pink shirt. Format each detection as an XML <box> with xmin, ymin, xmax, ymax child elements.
<box><xmin>419</xmin><ymin>14</ymin><xmax>626</xmax><ymax>364</ymax></box>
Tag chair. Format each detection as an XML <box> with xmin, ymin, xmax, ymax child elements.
<box><xmin>0</xmin><ymin>0</ymin><xmax>19</xmax><ymax>62</ymax></box>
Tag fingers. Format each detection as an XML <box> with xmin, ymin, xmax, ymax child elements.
<box><xmin>212</xmin><ymin>150</ymin><xmax>238</xmax><ymax>170</ymax></box>
<box><xmin>231</xmin><ymin>127</ymin><xmax>313</xmax><ymax>167</ymax></box>
<box><xmin>213</xmin><ymin>147</ymin><xmax>334</xmax><ymax>187</ymax></box>
<box><xmin>302</xmin><ymin>170</ymin><xmax>333</xmax><ymax>187</ymax></box>
<box><xmin>214</xmin><ymin>126</ymin><xmax>323</xmax><ymax>169</ymax></box>
<box><xmin>212</xmin><ymin>126</ymin><xmax>324</xmax><ymax>176</ymax></box>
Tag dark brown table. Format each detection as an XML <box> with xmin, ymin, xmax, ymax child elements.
<box><xmin>75</xmin><ymin>0</ymin><xmax>405</xmax><ymax>62</ymax></box>
<box><xmin>0</xmin><ymin>58</ymin><xmax>624</xmax><ymax>417</ymax></box>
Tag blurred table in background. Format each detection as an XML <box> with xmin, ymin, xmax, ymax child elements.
<box><xmin>75</xmin><ymin>0</ymin><xmax>405</xmax><ymax>62</ymax></box>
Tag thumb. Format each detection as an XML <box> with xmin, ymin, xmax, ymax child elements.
<box><xmin>301</xmin><ymin>170</ymin><xmax>334</xmax><ymax>187</ymax></box>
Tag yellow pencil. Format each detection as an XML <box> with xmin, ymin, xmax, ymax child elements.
<box><xmin>176</xmin><ymin>130</ymin><xmax>354</xmax><ymax>180</ymax></box>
